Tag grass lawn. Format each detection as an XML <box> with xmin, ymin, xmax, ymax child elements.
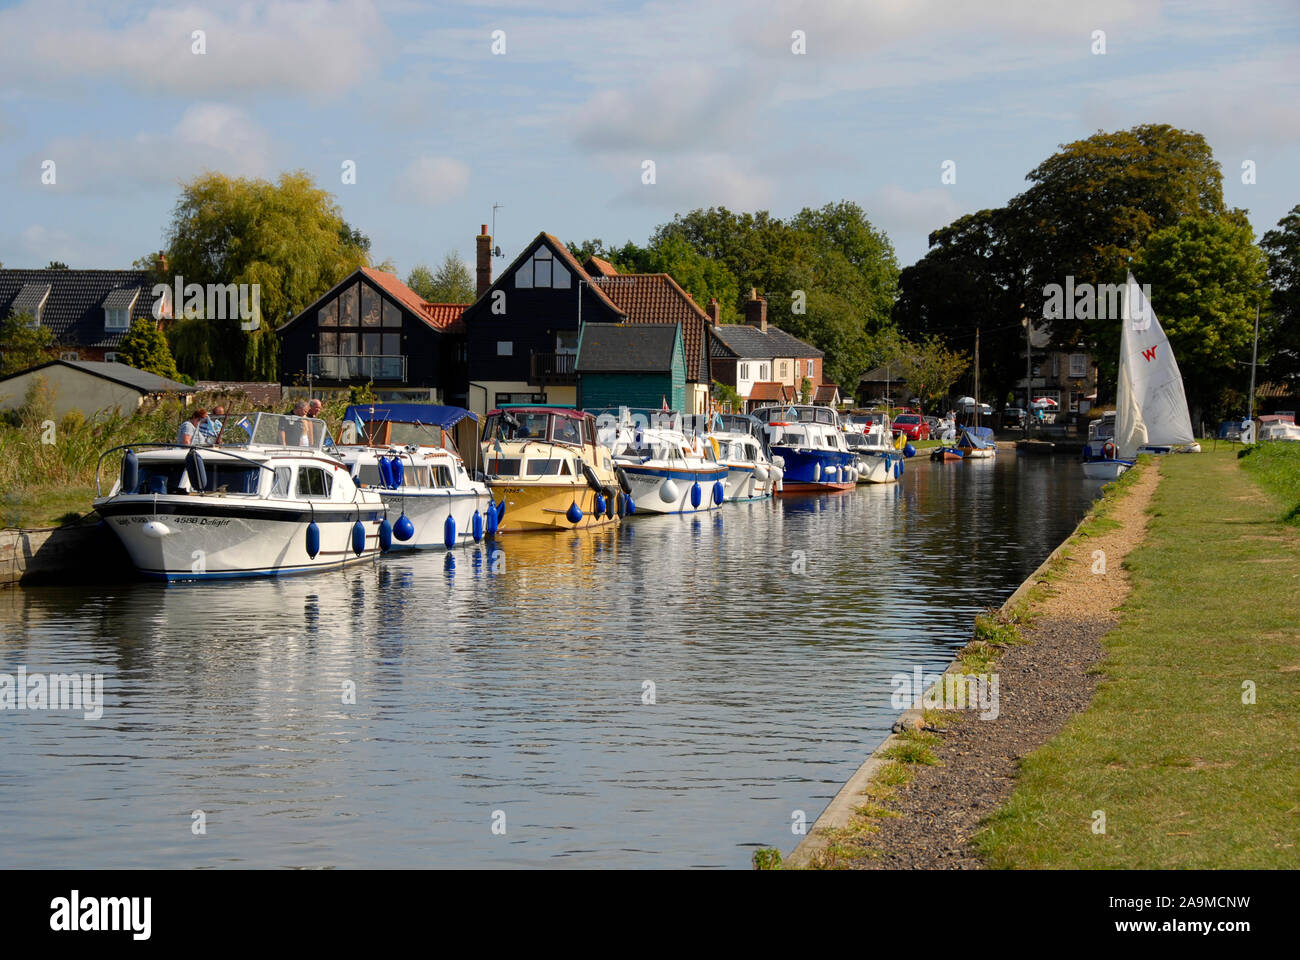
<box><xmin>2</xmin><ymin>485</ymin><xmax>98</xmax><ymax>529</ymax></box>
<box><xmin>973</xmin><ymin>446</ymin><xmax>1300</xmax><ymax>868</ymax></box>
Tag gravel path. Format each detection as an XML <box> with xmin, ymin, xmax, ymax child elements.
<box><xmin>841</xmin><ymin>463</ymin><xmax>1163</xmax><ymax>869</ymax></box>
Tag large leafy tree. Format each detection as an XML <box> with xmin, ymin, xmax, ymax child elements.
<box><xmin>117</xmin><ymin>317</ymin><xmax>181</xmax><ymax>380</ymax></box>
<box><xmin>0</xmin><ymin>313</ymin><xmax>54</xmax><ymax>375</ymax></box>
<box><xmin>406</xmin><ymin>252</ymin><xmax>475</xmax><ymax>303</ymax></box>
<box><xmin>162</xmin><ymin>170</ymin><xmax>371</xmax><ymax>380</ymax></box>
<box><xmin>1132</xmin><ymin>214</ymin><xmax>1268</xmax><ymax>421</ymax></box>
<box><xmin>1260</xmin><ymin>204</ymin><xmax>1300</xmax><ymax>384</ymax></box>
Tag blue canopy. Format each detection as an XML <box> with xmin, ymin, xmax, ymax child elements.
<box><xmin>958</xmin><ymin>426</ymin><xmax>994</xmax><ymax>449</ymax></box>
<box><xmin>343</xmin><ymin>404</ymin><xmax>477</xmax><ymax>428</ymax></box>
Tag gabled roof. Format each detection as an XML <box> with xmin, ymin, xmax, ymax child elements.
<box><xmin>101</xmin><ymin>287</ymin><xmax>141</xmax><ymax>311</ymax></box>
<box><xmin>748</xmin><ymin>381</ymin><xmax>794</xmax><ymax>402</ymax></box>
<box><xmin>589</xmin><ymin>273</ymin><xmax>711</xmax><ymax>382</ymax></box>
<box><xmin>576</xmin><ymin>322</ymin><xmax>681</xmax><ymax>373</ymax></box>
<box><xmin>0</xmin><ymin>268</ymin><xmax>163</xmax><ymax>348</ymax></box>
<box><xmin>583</xmin><ymin>256</ymin><xmax>619</xmax><ymax>277</ymax></box>
<box><xmin>194</xmin><ymin>381</ymin><xmax>284</xmax><ymax>406</ymax></box>
<box><xmin>463</xmin><ymin>232</ymin><xmax>625</xmax><ymax>322</ymax></box>
<box><xmin>10</xmin><ymin>282</ymin><xmax>51</xmax><ymax>317</ymax></box>
<box><xmin>277</xmin><ymin>267</ymin><xmax>467</xmax><ymax>335</ymax></box>
<box><xmin>0</xmin><ymin>359</ymin><xmax>192</xmax><ymax>394</ymax></box>
<box><xmin>813</xmin><ymin>383</ymin><xmax>840</xmax><ymax>404</ymax></box>
<box><xmin>860</xmin><ymin>365</ymin><xmax>908</xmax><ymax>383</ymax></box>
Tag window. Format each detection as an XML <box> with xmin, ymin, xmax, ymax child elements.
<box><xmin>515</xmin><ymin>246</ymin><xmax>570</xmax><ymax>289</ymax></box>
<box><xmin>806</xmin><ymin>359</ymin><xmax>815</xmax><ymax>377</ymax></box>
<box><xmin>60</xmin><ymin>351</ymin><xmax>78</xmax><ymax>361</ymax></box>
<box><xmin>1069</xmin><ymin>353</ymin><xmax>1088</xmax><ymax>378</ymax></box>
<box><xmin>339</xmin><ymin>283</ymin><xmax>359</xmax><ymax>327</ymax></box>
<box><xmin>497</xmin><ymin>341</ymin><xmax>513</xmax><ymax>356</ymax></box>
<box><xmin>780</xmin><ymin>362</ymin><xmax>788</xmax><ymax>377</ymax></box>
<box><xmin>759</xmin><ymin>364</ymin><xmax>769</xmax><ymax>380</ymax></box>
<box><xmin>556</xmin><ymin>330</ymin><xmax>579</xmax><ymax>354</ymax></box>
<box><xmin>296</xmin><ymin>466</ymin><xmax>332</xmax><ymax>498</ymax></box>
<box><xmin>103</xmin><ymin>352</ymin><xmax>120</xmax><ymax>363</ymax></box>
<box><xmin>740</xmin><ymin>363</ymin><xmax>749</xmax><ymax>379</ymax></box>
<box><xmin>486</xmin><ymin>458</ymin><xmax>521</xmax><ymax>475</ymax></box>
<box><xmin>318</xmin><ymin>299</ymin><xmax>338</xmax><ymax>327</ymax></box>
<box><xmin>105</xmin><ymin>308</ymin><xmax>129</xmax><ymax>330</ymax></box>
<box><xmin>272</xmin><ymin>467</ymin><xmax>292</xmax><ymax>498</ymax></box>
<box><xmin>382</xmin><ymin>299</ymin><xmax>401</xmax><ymax>328</ymax></box>
<box><xmin>361</xmin><ymin>284</ymin><xmax>381</xmax><ymax>327</ymax></box>
<box><xmin>526</xmin><ymin>459</ymin><xmax>564</xmax><ymax>476</ymax></box>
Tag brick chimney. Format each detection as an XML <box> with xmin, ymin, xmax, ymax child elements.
<box><xmin>476</xmin><ymin>225</ymin><xmax>492</xmax><ymax>298</ymax></box>
<box><xmin>744</xmin><ymin>288</ymin><xmax>767</xmax><ymax>332</ymax></box>
<box><xmin>706</xmin><ymin>297</ymin><xmax>720</xmax><ymax>324</ymax></box>
<box><xmin>154</xmin><ymin>250</ymin><xmax>169</xmax><ymax>275</ymax></box>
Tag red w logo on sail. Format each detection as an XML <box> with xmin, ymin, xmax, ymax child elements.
<box><xmin>1141</xmin><ymin>345</ymin><xmax>1158</xmax><ymax>362</ymax></box>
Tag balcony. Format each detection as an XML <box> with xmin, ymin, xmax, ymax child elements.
<box><xmin>530</xmin><ymin>352</ymin><xmax>577</xmax><ymax>386</ymax></box>
<box><xmin>308</xmin><ymin>354</ymin><xmax>407</xmax><ymax>382</ymax></box>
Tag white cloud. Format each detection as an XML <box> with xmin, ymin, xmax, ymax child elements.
<box><xmin>609</xmin><ymin>152</ymin><xmax>773</xmax><ymax>210</ymax></box>
<box><xmin>0</xmin><ymin>0</ymin><xmax>387</xmax><ymax>98</ymax></box>
<box><xmin>30</xmin><ymin>104</ymin><xmax>274</xmax><ymax>193</ymax></box>
<box><xmin>396</xmin><ymin>155</ymin><xmax>471</xmax><ymax>205</ymax></box>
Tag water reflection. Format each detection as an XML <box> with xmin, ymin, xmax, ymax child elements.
<box><xmin>0</xmin><ymin>454</ymin><xmax>1096</xmax><ymax>868</ymax></box>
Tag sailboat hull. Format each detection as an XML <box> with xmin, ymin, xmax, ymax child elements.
<box><xmin>1081</xmin><ymin>459</ymin><xmax>1133</xmax><ymax>481</ymax></box>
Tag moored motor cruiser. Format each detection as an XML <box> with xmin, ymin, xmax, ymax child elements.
<box><xmin>93</xmin><ymin>412</ymin><xmax>387</xmax><ymax>581</ymax></box>
<box><xmin>751</xmin><ymin>404</ymin><xmax>857</xmax><ymax>493</ymax></box>
<box><xmin>332</xmin><ymin>403</ymin><xmax>493</xmax><ymax>550</ymax></box>
<box><xmin>594</xmin><ymin>407</ymin><xmax>729</xmax><ymax>514</ymax></box>
<box><xmin>481</xmin><ymin>406</ymin><xmax>623</xmax><ymax>532</ymax></box>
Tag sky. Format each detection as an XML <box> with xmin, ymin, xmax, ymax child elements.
<box><xmin>1</xmin><ymin>0</ymin><xmax>1297</xmax><ymax>278</ymax></box>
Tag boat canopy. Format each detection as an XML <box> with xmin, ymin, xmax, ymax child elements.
<box><xmin>958</xmin><ymin>426</ymin><xmax>994</xmax><ymax>449</ymax></box>
<box><xmin>344</xmin><ymin>404</ymin><xmax>477</xmax><ymax>428</ymax></box>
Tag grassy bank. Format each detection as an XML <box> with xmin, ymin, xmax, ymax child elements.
<box><xmin>974</xmin><ymin>447</ymin><xmax>1300</xmax><ymax>868</ymax></box>
<box><xmin>1239</xmin><ymin>441</ymin><xmax>1300</xmax><ymax>523</ymax></box>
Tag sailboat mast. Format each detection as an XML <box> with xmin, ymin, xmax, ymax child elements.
<box><xmin>974</xmin><ymin>326</ymin><xmax>980</xmax><ymax>429</ymax></box>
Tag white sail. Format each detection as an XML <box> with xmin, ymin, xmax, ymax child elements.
<box><xmin>1114</xmin><ymin>272</ymin><xmax>1195</xmax><ymax>459</ymax></box>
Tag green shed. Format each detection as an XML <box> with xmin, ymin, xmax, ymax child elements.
<box><xmin>576</xmin><ymin>322</ymin><xmax>685</xmax><ymax>411</ymax></box>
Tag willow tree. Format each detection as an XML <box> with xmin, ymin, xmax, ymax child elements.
<box><xmin>162</xmin><ymin>170</ymin><xmax>371</xmax><ymax>380</ymax></box>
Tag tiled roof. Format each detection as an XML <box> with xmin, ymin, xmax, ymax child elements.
<box><xmin>813</xmin><ymin>383</ymin><xmax>840</xmax><ymax>404</ymax></box>
<box><xmin>0</xmin><ymin>268</ymin><xmax>163</xmax><ymax>348</ymax></box>
<box><xmin>194</xmin><ymin>381</ymin><xmax>284</xmax><ymax>406</ymax></box>
<box><xmin>1257</xmin><ymin>381</ymin><xmax>1297</xmax><ymax>399</ymax></box>
<box><xmin>766</xmin><ymin>325</ymin><xmax>824</xmax><ymax>358</ymax></box>
<box><xmin>710</xmin><ymin>323</ymin><xmax>776</xmax><ymax>359</ymax></box>
<box><xmin>710</xmin><ymin>322</ymin><xmax>824</xmax><ymax>361</ymax></box>
<box><xmin>0</xmin><ymin>359</ymin><xmax>191</xmax><ymax>394</ymax></box>
<box><xmin>361</xmin><ymin>268</ymin><xmax>467</xmax><ymax>332</ymax></box>
<box><xmin>10</xmin><ymin>282</ymin><xmax>51</xmax><ymax>317</ymax></box>
<box><xmin>748</xmin><ymin>381</ymin><xmax>793</xmax><ymax>402</ymax></box>
<box><xmin>101</xmin><ymin>287</ymin><xmax>142</xmax><ymax>311</ymax></box>
<box><xmin>590</xmin><ymin>273</ymin><xmax>711</xmax><ymax>383</ymax></box>
<box><xmin>583</xmin><ymin>256</ymin><xmax>619</xmax><ymax>277</ymax></box>
<box><xmin>576</xmin><ymin>323</ymin><xmax>680</xmax><ymax>373</ymax></box>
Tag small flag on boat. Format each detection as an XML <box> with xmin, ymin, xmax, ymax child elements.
<box><xmin>236</xmin><ymin>416</ymin><xmax>252</xmax><ymax>437</ymax></box>
<box><xmin>661</xmin><ymin>396</ymin><xmax>669</xmax><ymax>411</ymax></box>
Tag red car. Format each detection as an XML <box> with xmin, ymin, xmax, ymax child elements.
<box><xmin>891</xmin><ymin>413</ymin><xmax>931</xmax><ymax>441</ymax></box>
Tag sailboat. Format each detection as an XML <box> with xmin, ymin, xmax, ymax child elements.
<box><xmin>960</xmin><ymin>326</ymin><xmax>996</xmax><ymax>459</ymax></box>
<box><xmin>1082</xmin><ymin>273</ymin><xmax>1199</xmax><ymax>481</ymax></box>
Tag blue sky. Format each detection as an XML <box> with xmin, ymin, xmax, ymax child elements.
<box><xmin>1</xmin><ymin>0</ymin><xmax>1297</xmax><ymax>278</ymax></box>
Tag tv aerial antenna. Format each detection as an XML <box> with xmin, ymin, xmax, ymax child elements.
<box><xmin>491</xmin><ymin>203</ymin><xmax>504</xmax><ymax>257</ymax></box>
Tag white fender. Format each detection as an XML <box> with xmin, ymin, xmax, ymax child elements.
<box><xmin>141</xmin><ymin>520</ymin><xmax>170</xmax><ymax>539</ymax></box>
<box><xmin>659</xmin><ymin>478</ymin><xmax>680</xmax><ymax>504</ymax></box>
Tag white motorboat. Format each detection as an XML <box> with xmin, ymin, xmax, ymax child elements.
<box><xmin>751</xmin><ymin>405</ymin><xmax>858</xmax><ymax>493</ymax></box>
<box><xmin>93</xmin><ymin>412</ymin><xmax>387</xmax><ymax>581</ymax></box>
<box><xmin>332</xmin><ymin>404</ymin><xmax>493</xmax><ymax>549</ymax></box>
<box><xmin>697</xmin><ymin>412</ymin><xmax>783</xmax><ymax>500</ymax></box>
<box><xmin>844</xmin><ymin>413</ymin><xmax>904</xmax><ymax>483</ymax></box>
<box><xmin>1257</xmin><ymin>415</ymin><xmax>1300</xmax><ymax>442</ymax></box>
<box><xmin>595</xmin><ymin>408</ymin><xmax>729</xmax><ymax>514</ymax></box>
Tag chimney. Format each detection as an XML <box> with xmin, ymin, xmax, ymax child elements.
<box><xmin>706</xmin><ymin>297</ymin><xmax>720</xmax><ymax>324</ymax></box>
<box><xmin>476</xmin><ymin>225</ymin><xmax>492</xmax><ymax>298</ymax></box>
<box><xmin>154</xmin><ymin>250</ymin><xmax>169</xmax><ymax>276</ymax></box>
<box><xmin>744</xmin><ymin>288</ymin><xmax>767</xmax><ymax>333</ymax></box>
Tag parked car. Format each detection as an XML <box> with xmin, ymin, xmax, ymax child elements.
<box><xmin>1004</xmin><ymin>406</ymin><xmax>1027</xmax><ymax>429</ymax></box>
<box><xmin>891</xmin><ymin>413</ymin><xmax>930</xmax><ymax>441</ymax></box>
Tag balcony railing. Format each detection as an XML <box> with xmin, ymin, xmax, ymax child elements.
<box><xmin>308</xmin><ymin>354</ymin><xmax>407</xmax><ymax>382</ymax></box>
<box><xmin>530</xmin><ymin>352</ymin><xmax>577</xmax><ymax>385</ymax></box>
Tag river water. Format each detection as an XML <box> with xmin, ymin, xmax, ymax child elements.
<box><xmin>0</xmin><ymin>453</ymin><xmax>1097</xmax><ymax>869</ymax></box>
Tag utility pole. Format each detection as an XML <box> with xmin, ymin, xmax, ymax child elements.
<box><xmin>1248</xmin><ymin>297</ymin><xmax>1261</xmax><ymax>423</ymax></box>
<box><xmin>1021</xmin><ymin>304</ymin><xmax>1031</xmax><ymax>436</ymax></box>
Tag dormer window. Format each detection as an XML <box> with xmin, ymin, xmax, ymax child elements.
<box><xmin>102</xmin><ymin>287</ymin><xmax>141</xmax><ymax>330</ymax></box>
<box><xmin>514</xmin><ymin>246</ymin><xmax>571</xmax><ymax>290</ymax></box>
<box><xmin>11</xmin><ymin>282</ymin><xmax>51</xmax><ymax>327</ymax></box>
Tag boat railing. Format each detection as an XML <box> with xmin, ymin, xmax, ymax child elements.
<box><xmin>93</xmin><ymin>443</ymin><xmax>276</xmax><ymax>498</ymax></box>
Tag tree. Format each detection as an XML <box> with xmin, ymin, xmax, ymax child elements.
<box><xmin>117</xmin><ymin>317</ymin><xmax>181</xmax><ymax>380</ymax></box>
<box><xmin>892</xmin><ymin>335</ymin><xmax>971</xmax><ymax>411</ymax></box>
<box><xmin>162</xmin><ymin>169</ymin><xmax>372</xmax><ymax>380</ymax></box>
<box><xmin>1260</xmin><ymin>204</ymin><xmax>1300</xmax><ymax>384</ymax></box>
<box><xmin>406</xmin><ymin>252</ymin><xmax>474</xmax><ymax>302</ymax></box>
<box><xmin>45</xmin><ymin>260</ymin><xmax>69</xmax><ymax>270</ymax></box>
<box><xmin>1132</xmin><ymin>214</ymin><xmax>1268</xmax><ymax>421</ymax></box>
<box><xmin>0</xmin><ymin>313</ymin><xmax>54</xmax><ymax>375</ymax></box>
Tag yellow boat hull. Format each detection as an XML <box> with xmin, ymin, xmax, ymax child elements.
<box><xmin>488</xmin><ymin>481</ymin><xmax>619</xmax><ymax>533</ymax></box>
